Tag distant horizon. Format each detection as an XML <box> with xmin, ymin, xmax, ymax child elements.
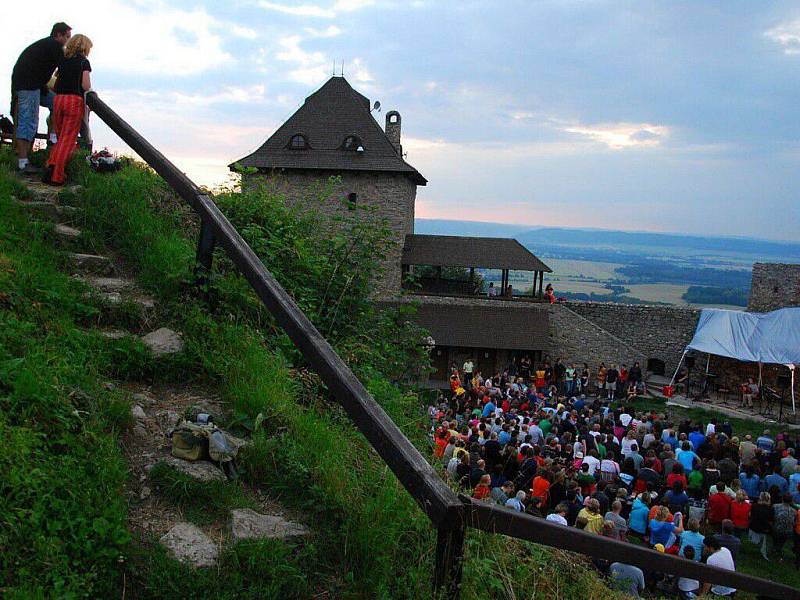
<box><xmin>415</xmin><ymin>217</ymin><xmax>800</xmax><ymax>246</ymax></box>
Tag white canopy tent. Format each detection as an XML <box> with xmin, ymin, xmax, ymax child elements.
<box><xmin>671</xmin><ymin>307</ymin><xmax>800</xmax><ymax>412</ymax></box>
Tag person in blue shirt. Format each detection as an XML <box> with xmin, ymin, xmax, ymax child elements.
<box><xmin>678</xmin><ymin>518</ymin><xmax>705</xmax><ymax>561</ymax></box>
<box><xmin>739</xmin><ymin>466</ymin><xmax>761</xmax><ymax>501</ymax></box>
<box><xmin>756</xmin><ymin>430</ymin><xmax>775</xmax><ymax>454</ymax></box>
<box><xmin>789</xmin><ymin>466</ymin><xmax>800</xmax><ymax>500</ymax></box>
<box><xmin>662</xmin><ymin>429</ymin><xmax>679</xmax><ymax>450</ymax></box>
<box><xmin>676</xmin><ymin>442</ymin><xmax>699</xmax><ymax>473</ymax></box>
<box><xmin>628</xmin><ymin>494</ymin><xmax>651</xmax><ymax>538</ymax></box>
<box><xmin>649</xmin><ymin>505</ymin><xmax>684</xmax><ymax>547</ymax></box>
<box><xmin>688</xmin><ymin>428</ymin><xmax>705</xmax><ymax>452</ymax></box>
<box><xmin>498</xmin><ymin>428</ymin><xmax>511</xmax><ymax>447</ymax></box>
<box><xmin>764</xmin><ymin>465</ymin><xmax>788</xmax><ymax>496</ymax></box>
<box><xmin>481</xmin><ymin>399</ymin><xmax>496</xmax><ymax>418</ymax></box>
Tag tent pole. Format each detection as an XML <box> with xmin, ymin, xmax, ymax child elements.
<box><xmin>705</xmin><ymin>354</ymin><xmax>710</xmax><ymax>375</ymax></box>
<box><xmin>790</xmin><ymin>365</ymin><xmax>796</xmax><ymax>413</ymax></box>
<box><xmin>670</xmin><ymin>349</ymin><xmax>688</xmax><ymax>386</ymax></box>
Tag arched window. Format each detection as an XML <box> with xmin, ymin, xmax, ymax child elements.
<box><xmin>288</xmin><ymin>134</ymin><xmax>307</xmax><ymax>149</ymax></box>
<box><xmin>341</xmin><ymin>135</ymin><xmax>364</xmax><ymax>151</ymax></box>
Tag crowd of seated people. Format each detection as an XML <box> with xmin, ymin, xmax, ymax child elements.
<box><xmin>430</xmin><ymin>361</ymin><xmax>800</xmax><ymax>598</ymax></box>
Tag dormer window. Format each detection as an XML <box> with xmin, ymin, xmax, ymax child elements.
<box><xmin>288</xmin><ymin>134</ymin><xmax>308</xmax><ymax>149</ymax></box>
<box><xmin>341</xmin><ymin>135</ymin><xmax>364</xmax><ymax>152</ymax></box>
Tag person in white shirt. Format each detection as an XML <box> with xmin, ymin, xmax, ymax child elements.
<box><xmin>620</xmin><ymin>412</ymin><xmax>633</xmax><ymax>427</ymax></box>
<box><xmin>677</xmin><ymin>546</ymin><xmax>700</xmax><ymax>598</ymax></box>
<box><xmin>545</xmin><ymin>502</ymin><xmax>569</xmax><ymax>525</ymax></box>
<box><xmin>621</xmin><ymin>432</ymin><xmax>638</xmax><ymax>457</ymax></box>
<box><xmin>701</xmin><ymin>538</ymin><xmax>736</xmax><ymax>597</ymax></box>
<box><xmin>582</xmin><ymin>451</ymin><xmax>601</xmax><ymax>477</ymax></box>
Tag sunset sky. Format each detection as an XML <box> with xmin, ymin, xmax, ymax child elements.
<box><xmin>3</xmin><ymin>1</ymin><xmax>799</xmax><ymax>240</ymax></box>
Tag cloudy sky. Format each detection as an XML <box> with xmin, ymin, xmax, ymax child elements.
<box><xmin>3</xmin><ymin>1</ymin><xmax>799</xmax><ymax>240</ymax></box>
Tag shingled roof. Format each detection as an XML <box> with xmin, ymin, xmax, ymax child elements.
<box><xmin>382</xmin><ymin>297</ymin><xmax>549</xmax><ymax>351</ymax></box>
<box><xmin>230</xmin><ymin>77</ymin><xmax>426</xmax><ymax>185</ymax></box>
<box><xmin>402</xmin><ymin>234</ymin><xmax>552</xmax><ymax>272</ymax></box>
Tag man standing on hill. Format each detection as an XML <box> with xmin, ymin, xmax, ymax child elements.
<box><xmin>10</xmin><ymin>23</ymin><xmax>71</xmax><ymax>173</ymax></box>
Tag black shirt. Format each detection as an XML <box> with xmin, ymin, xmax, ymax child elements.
<box><xmin>12</xmin><ymin>37</ymin><xmax>64</xmax><ymax>92</ymax></box>
<box><xmin>55</xmin><ymin>55</ymin><xmax>91</xmax><ymax>96</ymax></box>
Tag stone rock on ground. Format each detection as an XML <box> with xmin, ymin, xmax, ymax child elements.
<box><xmin>141</xmin><ymin>327</ymin><xmax>184</xmax><ymax>355</ymax></box>
<box><xmin>159</xmin><ymin>522</ymin><xmax>218</xmax><ymax>567</ymax></box>
<box><xmin>54</xmin><ymin>223</ymin><xmax>81</xmax><ymax>238</ymax></box>
<box><xmin>131</xmin><ymin>404</ymin><xmax>147</xmax><ymax>420</ymax></box>
<box><xmin>230</xmin><ymin>508</ymin><xmax>310</xmax><ymax>542</ymax></box>
<box><xmin>160</xmin><ymin>455</ymin><xmax>226</xmax><ymax>482</ymax></box>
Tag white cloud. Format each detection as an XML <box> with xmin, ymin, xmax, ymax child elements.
<box><xmin>765</xmin><ymin>19</ymin><xmax>800</xmax><ymax>55</ymax></box>
<box><xmin>229</xmin><ymin>24</ymin><xmax>259</xmax><ymax>39</ymax></box>
<box><xmin>349</xmin><ymin>58</ymin><xmax>373</xmax><ymax>83</ymax></box>
<box><xmin>259</xmin><ymin>0</ymin><xmax>374</xmax><ymax>19</ymax></box>
<box><xmin>259</xmin><ymin>2</ymin><xmax>335</xmax><ymax>18</ymax></box>
<box><xmin>561</xmin><ymin>122</ymin><xmax>669</xmax><ymax>149</ymax></box>
<box><xmin>0</xmin><ymin>2</ymin><xmax>235</xmax><ymax>77</ymax></box>
<box><xmin>304</xmin><ymin>25</ymin><xmax>343</xmax><ymax>38</ymax></box>
<box><xmin>276</xmin><ymin>35</ymin><xmax>330</xmax><ymax>85</ymax></box>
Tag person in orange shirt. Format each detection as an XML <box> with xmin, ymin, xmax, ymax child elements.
<box><xmin>472</xmin><ymin>474</ymin><xmax>492</xmax><ymax>501</ymax></box>
<box><xmin>531</xmin><ymin>470</ymin><xmax>552</xmax><ymax>510</ymax></box>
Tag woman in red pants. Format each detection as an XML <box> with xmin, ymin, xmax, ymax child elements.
<box><xmin>44</xmin><ymin>34</ymin><xmax>92</xmax><ymax>186</ymax></box>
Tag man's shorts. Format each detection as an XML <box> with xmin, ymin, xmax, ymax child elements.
<box><xmin>607</xmin><ymin>381</ymin><xmax>617</xmax><ymax>391</ymax></box>
<box><xmin>14</xmin><ymin>89</ymin><xmax>55</xmax><ymax>142</ymax></box>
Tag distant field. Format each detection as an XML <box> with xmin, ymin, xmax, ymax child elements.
<box><xmin>544</xmin><ymin>280</ymin><xmax>610</xmax><ymax>295</ymax></box>
<box><xmin>625</xmin><ymin>283</ymin><xmax>689</xmax><ymax>304</ymax></box>
<box><xmin>543</xmin><ymin>259</ymin><xmax>623</xmax><ymax>280</ymax></box>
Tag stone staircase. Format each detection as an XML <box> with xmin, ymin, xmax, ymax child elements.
<box><xmin>15</xmin><ymin>174</ymin><xmax>309</xmax><ymax>567</ymax></box>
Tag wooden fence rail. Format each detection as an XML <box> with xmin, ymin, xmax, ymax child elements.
<box><xmin>84</xmin><ymin>91</ymin><xmax>799</xmax><ymax>600</ymax></box>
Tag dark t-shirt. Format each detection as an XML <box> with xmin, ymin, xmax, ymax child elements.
<box><xmin>55</xmin><ymin>55</ymin><xmax>91</xmax><ymax>96</ymax></box>
<box><xmin>12</xmin><ymin>37</ymin><xmax>64</xmax><ymax>92</ymax></box>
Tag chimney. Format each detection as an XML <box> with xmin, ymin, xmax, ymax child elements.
<box><xmin>385</xmin><ymin>110</ymin><xmax>401</xmax><ymax>155</ymax></box>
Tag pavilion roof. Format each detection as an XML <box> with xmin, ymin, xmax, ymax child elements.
<box><xmin>402</xmin><ymin>234</ymin><xmax>552</xmax><ymax>272</ymax></box>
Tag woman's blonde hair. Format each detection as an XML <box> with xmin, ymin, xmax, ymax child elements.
<box><xmin>65</xmin><ymin>34</ymin><xmax>92</xmax><ymax>59</ymax></box>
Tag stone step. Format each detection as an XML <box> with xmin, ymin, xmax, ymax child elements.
<box><xmin>100</xmin><ymin>329</ymin><xmax>130</xmax><ymax>340</ymax></box>
<box><xmin>159</xmin><ymin>522</ymin><xmax>218</xmax><ymax>567</ymax></box>
<box><xmin>98</xmin><ymin>291</ymin><xmax>156</xmax><ymax>310</ymax></box>
<box><xmin>67</xmin><ymin>253</ymin><xmax>115</xmax><ymax>275</ymax></box>
<box><xmin>79</xmin><ymin>275</ymin><xmax>134</xmax><ymax>293</ymax></box>
<box><xmin>159</xmin><ymin>456</ymin><xmax>227</xmax><ymax>482</ymax></box>
<box><xmin>230</xmin><ymin>508</ymin><xmax>309</xmax><ymax>542</ymax></box>
<box><xmin>15</xmin><ymin>199</ymin><xmax>78</xmax><ymax>220</ymax></box>
<box><xmin>54</xmin><ymin>223</ymin><xmax>81</xmax><ymax>239</ymax></box>
<box><xmin>141</xmin><ymin>327</ymin><xmax>184</xmax><ymax>355</ymax></box>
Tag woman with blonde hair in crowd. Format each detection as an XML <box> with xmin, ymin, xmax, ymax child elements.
<box><xmin>44</xmin><ymin>34</ymin><xmax>92</xmax><ymax>185</ymax></box>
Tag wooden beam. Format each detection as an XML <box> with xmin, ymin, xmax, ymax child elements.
<box><xmin>538</xmin><ymin>271</ymin><xmax>544</xmax><ymax>298</ymax></box>
<box><xmin>462</xmin><ymin>497</ymin><xmax>799</xmax><ymax>600</ymax></box>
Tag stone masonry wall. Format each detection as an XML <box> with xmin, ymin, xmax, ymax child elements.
<box><xmin>243</xmin><ymin>170</ymin><xmax>416</xmax><ymax>295</ymax></box>
<box><xmin>563</xmin><ymin>302</ymin><xmax>700</xmax><ymax>374</ymax></box>
<box><xmin>748</xmin><ymin>263</ymin><xmax>800</xmax><ymax>312</ymax></box>
<box><xmin>547</xmin><ymin>304</ymin><xmax>647</xmax><ymax>372</ymax></box>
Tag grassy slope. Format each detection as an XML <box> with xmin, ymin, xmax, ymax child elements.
<box><xmin>0</xmin><ymin>164</ymin><xmax>142</xmax><ymax>598</ymax></box>
<box><xmin>0</xmin><ymin>150</ymin><xmax>621</xmax><ymax>599</ymax></box>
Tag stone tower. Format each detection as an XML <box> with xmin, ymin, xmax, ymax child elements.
<box><xmin>230</xmin><ymin>77</ymin><xmax>426</xmax><ymax>295</ymax></box>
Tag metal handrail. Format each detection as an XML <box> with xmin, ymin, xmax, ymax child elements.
<box><xmin>84</xmin><ymin>91</ymin><xmax>800</xmax><ymax>600</ymax></box>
